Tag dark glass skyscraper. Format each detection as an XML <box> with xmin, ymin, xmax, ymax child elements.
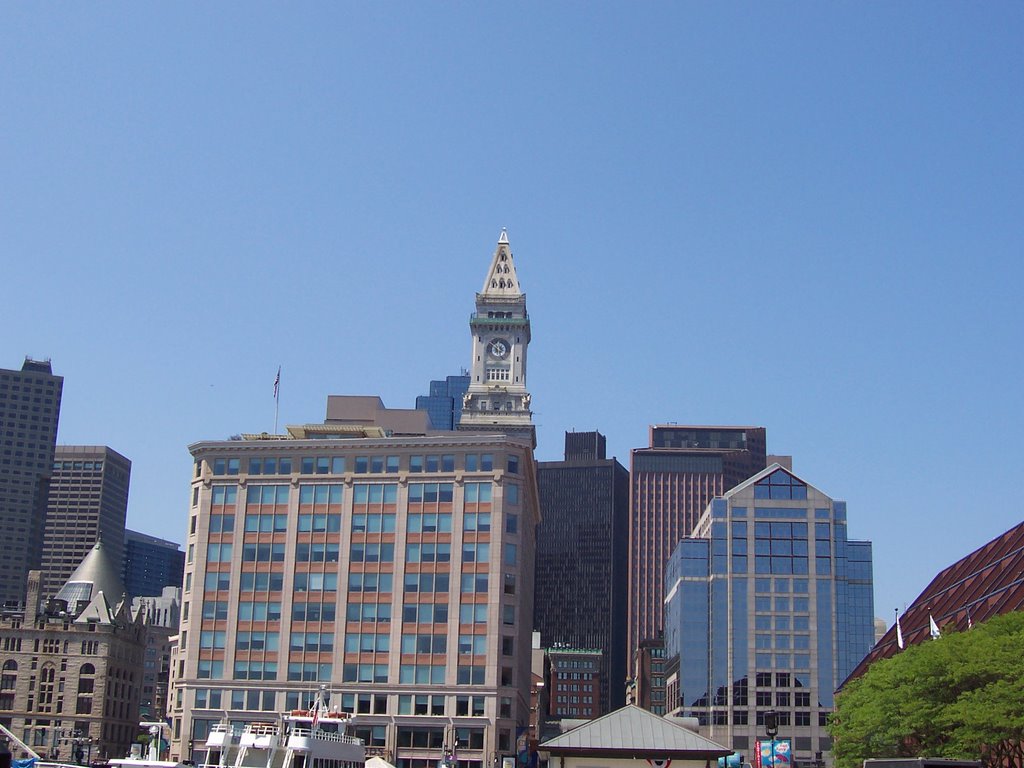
<box><xmin>629</xmin><ymin>425</ymin><xmax>768</xmax><ymax>663</ymax></box>
<box><xmin>536</xmin><ymin>431</ymin><xmax>629</xmax><ymax>714</ymax></box>
<box><xmin>0</xmin><ymin>358</ymin><xmax>63</xmax><ymax>605</ymax></box>
<box><xmin>415</xmin><ymin>372</ymin><xmax>470</xmax><ymax>430</ymax></box>
<box><xmin>122</xmin><ymin>529</ymin><xmax>185</xmax><ymax>598</ymax></box>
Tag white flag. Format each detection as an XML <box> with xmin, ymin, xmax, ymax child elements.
<box><xmin>896</xmin><ymin>615</ymin><xmax>905</xmax><ymax>649</ymax></box>
<box><xmin>929</xmin><ymin>613</ymin><xmax>941</xmax><ymax>639</ymax></box>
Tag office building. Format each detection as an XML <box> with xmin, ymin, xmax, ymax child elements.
<box><xmin>628</xmin><ymin>425</ymin><xmax>769</xmax><ymax>666</ymax></box>
<box><xmin>168</xmin><ymin>397</ymin><xmax>539</xmax><ymax>766</ymax></box>
<box><xmin>42</xmin><ymin>446</ymin><xmax>131</xmax><ymax>601</ymax></box>
<box><xmin>0</xmin><ymin>540</ymin><xmax>146</xmax><ymax>763</ymax></box>
<box><xmin>123</xmin><ymin>530</ymin><xmax>185</xmax><ymax>598</ymax></box>
<box><xmin>535</xmin><ymin>431</ymin><xmax>629</xmax><ymax>715</ymax></box>
<box><xmin>848</xmin><ymin>518</ymin><xmax>1024</xmax><ymax>682</ymax></box>
<box><xmin>132</xmin><ymin>586</ymin><xmax>181</xmax><ymax>719</ymax></box>
<box><xmin>663</xmin><ymin>464</ymin><xmax>875</xmax><ymax>762</ymax></box>
<box><xmin>458</xmin><ymin>230</ymin><xmax>535</xmax><ymax>447</ymax></box>
<box><xmin>415</xmin><ymin>373</ymin><xmax>470</xmax><ymax>431</ymax></box>
<box><xmin>546</xmin><ymin>647</ymin><xmax>603</xmax><ymax>720</ymax></box>
<box><xmin>627</xmin><ymin>636</ymin><xmax>666</xmax><ymax>715</ymax></box>
<box><xmin>0</xmin><ymin>358</ymin><xmax>63</xmax><ymax>606</ymax></box>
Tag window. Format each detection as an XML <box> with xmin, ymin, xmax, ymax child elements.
<box><xmin>398</xmin><ymin>665</ymin><xmax>445</xmax><ymax>684</ymax></box>
<box><xmin>290</xmin><ymin>663</ymin><xmax>334</xmax><ymax>682</ymax></box>
<box><xmin>404</xmin><ymin>572</ymin><xmax>450</xmax><ymax>593</ymax></box>
<box><xmin>459</xmin><ymin>604</ymin><xmax>488</xmax><ymax>623</ymax></box>
<box><xmin>207</xmin><ymin>543</ymin><xmax>232</xmax><ymax>562</ymax></box>
<box><xmin>351</xmin><ymin>542</ymin><xmax>395</xmax><ymax>563</ymax></box>
<box><xmin>402</xmin><ymin>603</ymin><xmax>449</xmax><ymax>624</ymax></box>
<box><xmin>463</xmin><ymin>512</ymin><xmax>491</xmax><ymax>532</ymax></box>
<box><xmin>294</xmin><ymin>572</ymin><xmax>338</xmax><ymax>592</ymax></box>
<box><xmin>350</xmin><ymin>572</ymin><xmax>394</xmax><ymax>592</ymax></box>
<box><xmin>398</xmin><ymin>695</ymin><xmax>444</xmax><ymax>715</ymax></box>
<box><xmin>345</xmin><ymin>602</ymin><xmax>391</xmax><ymax>622</ymax></box>
<box><xmin>463</xmin><ymin>542</ymin><xmax>489</xmax><ymax>563</ymax></box>
<box><xmin>209</xmin><ymin>514</ymin><xmax>235</xmax><ymax>534</ymax></box>
<box><xmin>402</xmin><ymin>634</ymin><xmax>447</xmax><ymax>654</ymax></box>
<box><xmin>238</xmin><ymin>602</ymin><xmax>282</xmax><ymax>621</ymax></box>
<box><xmin>464</xmin><ymin>482</ymin><xmax>492</xmax><ymax>503</ymax></box>
<box><xmin>240</xmin><ymin>572</ymin><xmax>284</xmax><ymax>591</ymax></box>
<box><xmin>461</xmin><ymin>573</ymin><xmax>488</xmax><ymax>593</ymax></box>
<box><xmin>506</xmin><ymin>455</ymin><xmax>519</xmax><ymax>474</ymax></box>
<box><xmin>455</xmin><ymin>695</ymin><xmax>486</xmax><ymax>716</ymax></box>
<box><xmin>294</xmin><ymin>601</ymin><xmax>337</xmax><ymax>622</ymax></box>
<box><xmin>457</xmin><ymin>665</ymin><xmax>486</xmax><ymax>685</ymax></box>
<box><xmin>505</xmin><ymin>484</ymin><xmax>519</xmax><ymax>505</ymax></box>
<box><xmin>205</xmin><ymin>572</ymin><xmax>231</xmax><ymax>591</ymax></box>
<box><xmin>458</xmin><ymin>635</ymin><xmax>487</xmax><ymax>655</ymax></box>
<box><xmin>407</xmin><ymin>542</ymin><xmax>451</xmax><ymax>563</ymax></box>
<box><xmin>295</xmin><ymin>632</ymin><xmax>338</xmax><ymax>653</ymax></box>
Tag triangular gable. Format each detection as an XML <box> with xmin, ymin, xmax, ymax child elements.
<box><xmin>541</xmin><ymin>705</ymin><xmax>730</xmax><ymax>756</ymax></box>
<box><xmin>480</xmin><ymin>230</ymin><xmax>522</xmax><ymax>297</ymax></box>
<box><xmin>73</xmin><ymin>589</ymin><xmax>114</xmax><ymax>625</ymax></box>
<box><xmin>723</xmin><ymin>462</ymin><xmax>829</xmax><ymax>501</ymax></box>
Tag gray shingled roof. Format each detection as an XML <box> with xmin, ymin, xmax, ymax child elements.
<box><xmin>541</xmin><ymin>705</ymin><xmax>731</xmax><ymax>757</ymax></box>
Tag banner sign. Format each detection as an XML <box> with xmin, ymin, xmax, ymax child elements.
<box><xmin>755</xmin><ymin>739</ymin><xmax>791</xmax><ymax>768</ymax></box>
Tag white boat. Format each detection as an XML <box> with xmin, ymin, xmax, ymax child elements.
<box><xmin>202</xmin><ymin>691</ymin><xmax>364</xmax><ymax>768</ymax></box>
<box><xmin>107</xmin><ymin>722</ymin><xmax>191</xmax><ymax>768</ymax></box>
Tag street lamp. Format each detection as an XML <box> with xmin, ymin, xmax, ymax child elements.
<box><xmin>763</xmin><ymin>710</ymin><xmax>779</xmax><ymax>768</ymax></box>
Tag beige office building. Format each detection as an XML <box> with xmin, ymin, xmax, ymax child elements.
<box><xmin>170</xmin><ymin>232</ymin><xmax>540</xmax><ymax>768</ymax></box>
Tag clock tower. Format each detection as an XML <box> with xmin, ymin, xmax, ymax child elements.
<box><xmin>458</xmin><ymin>230</ymin><xmax>536</xmax><ymax>447</ymax></box>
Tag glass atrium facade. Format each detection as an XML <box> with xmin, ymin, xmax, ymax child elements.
<box><xmin>664</xmin><ymin>466</ymin><xmax>874</xmax><ymax>762</ymax></box>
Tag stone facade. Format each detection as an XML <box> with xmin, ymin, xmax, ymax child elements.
<box><xmin>0</xmin><ymin>564</ymin><xmax>146</xmax><ymax>762</ymax></box>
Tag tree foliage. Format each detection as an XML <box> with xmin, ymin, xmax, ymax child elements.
<box><xmin>830</xmin><ymin>610</ymin><xmax>1024</xmax><ymax>768</ymax></box>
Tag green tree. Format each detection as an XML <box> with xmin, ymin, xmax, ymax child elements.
<box><xmin>830</xmin><ymin>611</ymin><xmax>1024</xmax><ymax>768</ymax></box>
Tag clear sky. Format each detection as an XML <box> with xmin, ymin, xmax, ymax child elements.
<box><xmin>2</xmin><ymin>3</ymin><xmax>1021</xmax><ymax>627</ymax></box>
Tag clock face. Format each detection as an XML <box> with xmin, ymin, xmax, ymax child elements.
<box><xmin>488</xmin><ymin>338</ymin><xmax>510</xmax><ymax>359</ymax></box>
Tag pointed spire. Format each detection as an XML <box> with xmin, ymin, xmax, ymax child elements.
<box><xmin>480</xmin><ymin>229</ymin><xmax>522</xmax><ymax>296</ymax></box>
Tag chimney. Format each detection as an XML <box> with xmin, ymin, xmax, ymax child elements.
<box><xmin>26</xmin><ymin>570</ymin><xmax>42</xmax><ymax>624</ymax></box>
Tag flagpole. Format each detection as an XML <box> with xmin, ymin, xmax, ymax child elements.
<box><xmin>274</xmin><ymin>366</ymin><xmax>281</xmax><ymax>434</ymax></box>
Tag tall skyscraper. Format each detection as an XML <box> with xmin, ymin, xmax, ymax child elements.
<box><xmin>535</xmin><ymin>431</ymin><xmax>629</xmax><ymax>715</ymax></box>
<box><xmin>41</xmin><ymin>445</ymin><xmax>131</xmax><ymax>600</ymax></box>
<box><xmin>629</xmin><ymin>425</ymin><xmax>768</xmax><ymax>664</ymax></box>
<box><xmin>0</xmin><ymin>358</ymin><xmax>63</xmax><ymax>606</ymax></box>
<box><xmin>415</xmin><ymin>372</ymin><xmax>470</xmax><ymax>430</ymax></box>
<box><xmin>458</xmin><ymin>230</ymin><xmax>535</xmax><ymax>447</ymax></box>
<box><xmin>123</xmin><ymin>529</ymin><xmax>185</xmax><ymax>598</ymax></box>
<box><xmin>169</xmin><ymin>397</ymin><xmax>539</xmax><ymax>766</ymax></box>
<box><xmin>663</xmin><ymin>464</ymin><xmax>875</xmax><ymax>762</ymax></box>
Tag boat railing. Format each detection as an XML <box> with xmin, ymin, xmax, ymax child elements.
<box><xmin>242</xmin><ymin>723</ymin><xmax>280</xmax><ymax>737</ymax></box>
<box><xmin>207</xmin><ymin>722</ymin><xmax>244</xmax><ymax>740</ymax></box>
<box><xmin>287</xmin><ymin>726</ymin><xmax>363</xmax><ymax>745</ymax></box>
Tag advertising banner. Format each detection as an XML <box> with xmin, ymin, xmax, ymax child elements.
<box><xmin>754</xmin><ymin>739</ymin><xmax>791</xmax><ymax>768</ymax></box>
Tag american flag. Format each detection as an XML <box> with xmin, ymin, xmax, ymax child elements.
<box><xmin>274</xmin><ymin>367</ymin><xmax>281</xmax><ymax>400</ymax></box>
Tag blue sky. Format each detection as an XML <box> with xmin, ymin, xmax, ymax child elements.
<box><xmin>2</xmin><ymin>3</ymin><xmax>1021</xmax><ymax>625</ymax></box>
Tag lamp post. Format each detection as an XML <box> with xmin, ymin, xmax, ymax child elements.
<box><xmin>763</xmin><ymin>710</ymin><xmax>779</xmax><ymax>768</ymax></box>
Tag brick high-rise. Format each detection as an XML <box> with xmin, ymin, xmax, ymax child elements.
<box><xmin>628</xmin><ymin>425</ymin><xmax>768</xmax><ymax>663</ymax></box>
